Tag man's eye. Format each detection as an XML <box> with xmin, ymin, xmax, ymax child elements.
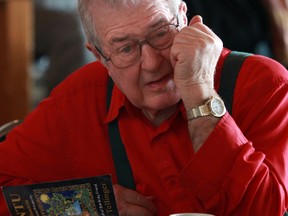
<box><xmin>117</xmin><ymin>45</ymin><xmax>134</xmax><ymax>55</ymax></box>
<box><xmin>154</xmin><ymin>26</ymin><xmax>169</xmax><ymax>39</ymax></box>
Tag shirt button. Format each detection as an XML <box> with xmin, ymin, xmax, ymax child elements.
<box><xmin>153</xmin><ymin>136</ymin><xmax>160</xmax><ymax>142</ymax></box>
<box><xmin>168</xmin><ymin>179</ymin><xmax>176</xmax><ymax>186</ymax></box>
<box><xmin>162</xmin><ymin>160</ymin><xmax>168</xmax><ymax>165</ymax></box>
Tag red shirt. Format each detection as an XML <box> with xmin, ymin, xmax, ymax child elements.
<box><xmin>0</xmin><ymin>49</ymin><xmax>287</xmax><ymax>215</ymax></box>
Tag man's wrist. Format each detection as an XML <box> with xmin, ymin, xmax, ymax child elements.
<box><xmin>186</xmin><ymin>96</ymin><xmax>226</xmax><ymax>120</ymax></box>
<box><xmin>179</xmin><ymin>85</ymin><xmax>217</xmax><ymax>109</ymax></box>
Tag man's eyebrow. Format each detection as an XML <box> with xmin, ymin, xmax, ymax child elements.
<box><xmin>109</xmin><ymin>18</ymin><xmax>169</xmax><ymax>44</ymax></box>
<box><xmin>110</xmin><ymin>36</ymin><xmax>131</xmax><ymax>44</ymax></box>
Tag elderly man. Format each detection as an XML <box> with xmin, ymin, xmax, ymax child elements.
<box><xmin>0</xmin><ymin>0</ymin><xmax>287</xmax><ymax>215</ymax></box>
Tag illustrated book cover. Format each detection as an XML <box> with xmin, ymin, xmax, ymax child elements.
<box><xmin>1</xmin><ymin>175</ymin><xmax>119</xmax><ymax>216</ymax></box>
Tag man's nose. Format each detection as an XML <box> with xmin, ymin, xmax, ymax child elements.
<box><xmin>140</xmin><ymin>43</ymin><xmax>163</xmax><ymax>71</ymax></box>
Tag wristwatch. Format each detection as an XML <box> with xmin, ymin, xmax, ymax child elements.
<box><xmin>186</xmin><ymin>96</ymin><xmax>226</xmax><ymax>120</ymax></box>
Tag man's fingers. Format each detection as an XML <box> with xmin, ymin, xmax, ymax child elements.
<box><xmin>121</xmin><ymin>202</ymin><xmax>155</xmax><ymax>216</ymax></box>
<box><xmin>113</xmin><ymin>184</ymin><xmax>157</xmax><ymax>215</ymax></box>
<box><xmin>189</xmin><ymin>15</ymin><xmax>203</xmax><ymax>26</ymax></box>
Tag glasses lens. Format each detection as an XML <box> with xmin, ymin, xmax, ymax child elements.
<box><xmin>110</xmin><ymin>22</ymin><xmax>178</xmax><ymax>68</ymax></box>
<box><xmin>148</xmin><ymin>24</ymin><xmax>177</xmax><ymax>50</ymax></box>
<box><xmin>111</xmin><ymin>42</ymin><xmax>140</xmax><ymax>68</ymax></box>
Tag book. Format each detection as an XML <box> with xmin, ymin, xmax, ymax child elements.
<box><xmin>1</xmin><ymin>175</ymin><xmax>119</xmax><ymax>216</ymax></box>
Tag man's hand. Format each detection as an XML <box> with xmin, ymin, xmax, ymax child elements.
<box><xmin>113</xmin><ymin>184</ymin><xmax>157</xmax><ymax>216</ymax></box>
<box><xmin>171</xmin><ymin>15</ymin><xmax>224</xmax><ymax>152</ymax></box>
<box><xmin>171</xmin><ymin>15</ymin><xmax>223</xmax><ymax>108</ymax></box>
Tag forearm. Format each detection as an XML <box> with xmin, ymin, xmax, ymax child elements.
<box><xmin>187</xmin><ymin>116</ymin><xmax>220</xmax><ymax>152</ymax></box>
<box><xmin>181</xmin><ymin>86</ymin><xmax>222</xmax><ymax>152</ymax></box>
<box><xmin>180</xmin><ymin>114</ymin><xmax>288</xmax><ymax>215</ymax></box>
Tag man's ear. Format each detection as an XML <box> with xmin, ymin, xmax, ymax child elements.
<box><xmin>85</xmin><ymin>42</ymin><xmax>101</xmax><ymax>60</ymax></box>
<box><xmin>178</xmin><ymin>1</ymin><xmax>188</xmax><ymax>26</ymax></box>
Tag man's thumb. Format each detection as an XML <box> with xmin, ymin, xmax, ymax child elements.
<box><xmin>189</xmin><ymin>15</ymin><xmax>203</xmax><ymax>26</ymax></box>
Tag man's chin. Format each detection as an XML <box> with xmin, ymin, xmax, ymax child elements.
<box><xmin>143</xmin><ymin>95</ymin><xmax>181</xmax><ymax>112</ymax></box>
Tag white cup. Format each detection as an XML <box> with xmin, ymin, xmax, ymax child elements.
<box><xmin>170</xmin><ymin>213</ymin><xmax>215</xmax><ymax>216</ymax></box>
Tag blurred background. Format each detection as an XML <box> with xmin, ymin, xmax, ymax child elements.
<box><xmin>0</xmin><ymin>0</ymin><xmax>94</xmax><ymax>125</ymax></box>
<box><xmin>0</xmin><ymin>0</ymin><xmax>287</xmax><ymax>125</ymax></box>
<box><xmin>32</xmin><ymin>0</ymin><xmax>94</xmax><ymax>105</ymax></box>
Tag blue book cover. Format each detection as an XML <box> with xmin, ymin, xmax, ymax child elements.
<box><xmin>2</xmin><ymin>175</ymin><xmax>119</xmax><ymax>216</ymax></box>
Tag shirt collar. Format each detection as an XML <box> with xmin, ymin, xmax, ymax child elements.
<box><xmin>104</xmin><ymin>83</ymin><xmax>188</xmax><ymax>124</ymax></box>
<box><xmin>104</xmin><ymin>84</ymin><xmax>126</xmax><ymax>123</ymax></box>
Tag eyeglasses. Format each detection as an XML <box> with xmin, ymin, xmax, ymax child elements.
<box><xmin>95</xmin><ymin>16</ymin><xmax>179</xmax><ymax>69</ymax></box>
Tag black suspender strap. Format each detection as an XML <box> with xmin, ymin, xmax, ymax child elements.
<box><xmin>219</xmin><ymin>51</ymin><xmax>252</xmax><ymax>114</ymax></box>
<box><xmin>106</xmin><ymin>78</ymin><xmax>136</xmax><ymax>190</ymax></box>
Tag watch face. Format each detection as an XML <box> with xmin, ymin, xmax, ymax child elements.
<box><xmin>210</xmin><ymin>97</ymin><xmax>226</xmax><ymax>117</ymax></box>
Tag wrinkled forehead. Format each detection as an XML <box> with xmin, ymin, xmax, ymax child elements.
<box><xmin>90</xmin><ymin>0</ymin><xmax>174</xmax><ymax>29</ymax></box>
<box><xmin>89</xmin><ymin>0</ymin><xmax>171</xmax><ymax>9</ymax></box>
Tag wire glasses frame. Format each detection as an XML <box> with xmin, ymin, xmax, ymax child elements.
<box><xmin>94</xmin><ymin>16</ymin><xmax>180</xmax><ymax>69</ymax></box>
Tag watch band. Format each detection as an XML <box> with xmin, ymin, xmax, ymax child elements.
<box><xmin>186</xmin><ymin>104</ymin><xmax>210</xmax><ymax>120</ymax></box>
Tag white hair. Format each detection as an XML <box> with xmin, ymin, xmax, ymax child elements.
<box><xmin>78</xmin><ymin>0</ymin><xmax>182</xmax><ymax>46</ymax></box>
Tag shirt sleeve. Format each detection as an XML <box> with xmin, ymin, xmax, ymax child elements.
<box><xmin>0</xmin><ymin>97</ymin><xmax>69</xmax><ymax>215</ymax></box>
<box><xmin>0</xmin><ymin>62</ymin><xmax>110</xmax><ymax>215</ymax></box>
<box><xmin>180</xmin><ymin>55</ymin><xmax>288</xmax><ymax>215</ymax></box>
